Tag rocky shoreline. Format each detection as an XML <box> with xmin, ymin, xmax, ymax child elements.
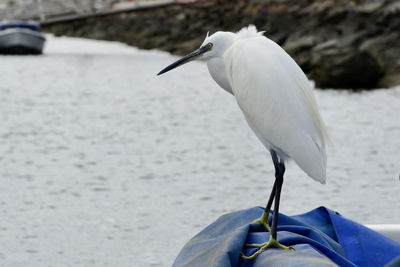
<box><xmin>42</xmin><ymin>0</ymin><xmax>400</xmax><ymax>89</ymax></box>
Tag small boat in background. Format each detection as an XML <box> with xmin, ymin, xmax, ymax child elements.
<box><xmin>0</xmin><ymin>21</ymin><xmax>46</xmax><ymax>55</ymax></box>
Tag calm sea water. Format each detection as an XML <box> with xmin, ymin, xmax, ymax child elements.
<box><xmin>0</xmin><ymin>35</ymin><xmax>399</xmax><ymax>266</ymax></box>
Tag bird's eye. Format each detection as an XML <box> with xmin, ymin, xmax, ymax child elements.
<box><xmin>206</xmin><ymin>43</ymin><xmax>213</xmax><ymax>50</ymax></box>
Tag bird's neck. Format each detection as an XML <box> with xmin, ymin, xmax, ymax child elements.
<box><xmin>207</xmin><ymin>58</ymin><xmax>233</xmax><ymax>95</ymax></box>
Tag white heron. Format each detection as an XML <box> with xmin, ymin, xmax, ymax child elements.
<box><xmin>157</xmin><ymin>25</ymin><xmax>328</xmax><ymax>260</ymax></box>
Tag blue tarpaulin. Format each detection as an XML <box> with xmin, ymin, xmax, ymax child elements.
<box><xmin>172</xmin><ymin>207</ymin><xmax>400</xmax><ymax>267</ymax></box>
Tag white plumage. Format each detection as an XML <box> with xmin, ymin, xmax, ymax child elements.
<box><xmin>205</xmin><ymin>25</ymin><xmax>328</xmax><ymax>183</ymax></box>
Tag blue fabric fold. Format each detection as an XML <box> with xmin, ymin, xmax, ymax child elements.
<box><xmin>172</xmin><ymin>207</ymin><xmax>400</xmax><ymax>267</ymax></box>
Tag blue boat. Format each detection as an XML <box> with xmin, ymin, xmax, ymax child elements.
<box><xmin>0</xmin><ymin>21</ymin><xmax>46</xmax><ymax>54</ymax></box>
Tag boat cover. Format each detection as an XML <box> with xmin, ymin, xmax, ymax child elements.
<box><xmin>0</xmin><ymin>21</ymin><xmax>40</xmax><ymax>31</ymax></box>
<box><xmin>172</xmin><ymin>206</ymin><xmax>400</xmax><ymax>267</ymax></box>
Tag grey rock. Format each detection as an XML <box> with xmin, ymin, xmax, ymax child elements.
<box><xmin>41</xmin><ymin>0</ymin><xmax>400</xmax><ymax>89</ymax></box>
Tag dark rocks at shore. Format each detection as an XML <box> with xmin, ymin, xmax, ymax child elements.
<box><xmin>42</xmin><ymin>0</ymin><xmax>400</xmax><ymax>89</ymax></box>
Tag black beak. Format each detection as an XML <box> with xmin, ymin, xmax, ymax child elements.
<box><xmin>157</xmin><ymin>46</ymin><xmax>208</xmax><ymax>75</ymax></box>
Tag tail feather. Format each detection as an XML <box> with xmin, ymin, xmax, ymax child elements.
<box><xmin>292</xmin><ymin>135</ymin><xmax>327</xmax><ymax>184</ymax></box>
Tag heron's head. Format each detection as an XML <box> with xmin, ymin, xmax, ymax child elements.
<box><xmin>157</xmin><ymin>31</ymin><xmax>234</xmax><ymax>75</ymax></box>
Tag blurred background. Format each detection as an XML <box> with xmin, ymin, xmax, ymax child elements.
<box><xmin>0</xmin><ymin>0</ymin><xmax>399</xmax><ymax>266</ymax></box>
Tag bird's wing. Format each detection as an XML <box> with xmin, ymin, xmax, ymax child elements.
<box><xmin>224</xmin><ymin>36</ymin><xmax>327</xmax><ymax>183</ymax></box>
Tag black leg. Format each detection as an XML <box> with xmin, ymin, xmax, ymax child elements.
<box><xmin>263</xmin><ymin>150</ymin><xmax>280</xmax><ymax>212</ymax></box>
<box><xmin>241</xmin><ymin>150</ymin><xmax>290</xmax><ymax>260</ymax></box>
<box><xmin>263</xmin><ymin>150</ymin><xmax>280</xmax><ymax>213</ymax></box>
<box><xmin>263</xmin><ymin>179</ymin><xmax>276</xmax><ymax>217</ymax></box>
<box><xmin>270</xmin><ymin>150</ymin><xmax>280</xmax><ymax>168</ymax></box>
<box><xmin>271</xmin><ymin>159</ymin><xmax>285</xmax><ymax>240</ymax></box>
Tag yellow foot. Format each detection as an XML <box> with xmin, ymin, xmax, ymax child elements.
<box><xmin>251</xmin><ymin>211</ymin><xmax>271</xmax><ymax>232</ymax></box>
<box><xmin>234</xmin><ymin>211</ymin><xmax>271</xmax><ymax>232</ymax></box>
<box><xmin>241</xmin><ymin>236</ymin><xmax>294</xmax><ymax>260</ymax></box>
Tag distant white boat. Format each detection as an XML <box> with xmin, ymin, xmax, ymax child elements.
<box><xmin>0</xmin><ymin>21</ymin><xmax>46</xmax><ymax>54</ymax></box>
